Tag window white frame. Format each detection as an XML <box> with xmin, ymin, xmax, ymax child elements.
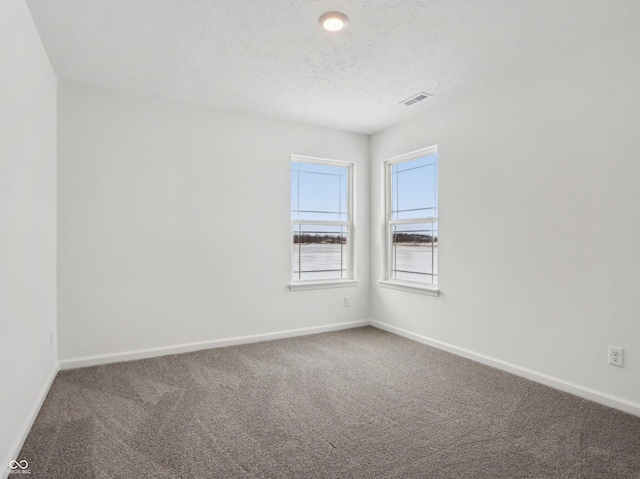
<box><xmin>379</xmin><ymin>145</ymin><xmax>439</xmax><ymax>296</ymax></box>
<box><xmin>289</xmin><ymin>155</ymin><xmax>357</xmax><ymax>291</ymax></box>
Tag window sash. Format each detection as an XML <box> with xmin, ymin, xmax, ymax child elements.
<box><xmin>292</xmin><ymin>223</ymin><xmax>349</xmax><ymax>281</ymax></box>
<box><xmin>291</xmin><ymin>156</ymin><xmax>355</xmax><ymax>283</ymax></box>
<box><xmin>292</xmin><ymin>220</ymin><xmax>350</xmax><ymax>226</ymax></box>
<box><xmin>384</xmin><ymin>146</ymin><xmax>438</xmax><ymax>286</ymax></box>
<box><xmin>389</xmin><ymin>217</ymin><xmax>437</xmax><ymax>225</ymax></box>
<box><xmin>389</xmin><ymin>221</ymin><xmax>438</xmax><ymax>284</ymax></box>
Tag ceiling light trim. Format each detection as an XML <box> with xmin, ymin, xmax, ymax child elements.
<box><xmin>319</xmin><ymin>12</ymin><xmax>349</xmax><ymax>32</ymax></box>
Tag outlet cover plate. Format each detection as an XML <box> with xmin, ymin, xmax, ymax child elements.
<box><xmin>609</xmin><ymin>346</ymin><xmax>623</xmax><ymax>367</ymax></box>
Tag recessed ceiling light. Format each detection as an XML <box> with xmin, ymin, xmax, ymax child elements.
<box><xmin>319</xmin><ymin>12</ymin><xmax>349</xmax><ymax>32</ymax></box>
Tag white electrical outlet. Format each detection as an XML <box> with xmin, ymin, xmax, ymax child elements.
<box><xmin>344</xmin><ymin>296</ymin><xmax>350</xmax><ymax>307</ymax></box>
<box><xmin>609</xmin><ymin>346</ymin><xmax>623</xmax><ymax>367</ymax></box>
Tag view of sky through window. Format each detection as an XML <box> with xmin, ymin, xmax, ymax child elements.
<box><xmin>291</xmin><ymin>162</ymin><xmax>347</xmax><ymax>222</ymax></box>
<box><xmin>391</xmin><ymin>154</ymin><xmax>437</xmax><ymax>221</ymax></box>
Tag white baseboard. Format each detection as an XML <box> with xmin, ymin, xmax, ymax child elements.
<box><xmin>59</xmin><ymin>320</ymin><xmax>370</xmax><ymax>370</ymax></box>
<box><xmin>2</xmin><ymin>362</ymin><xmax>59</xmax><ymax>479</ymax></box>
<box><xmin>370</xmin><ymin>320</ymin><xmax>640</xmax><ymax>418</ymax></box>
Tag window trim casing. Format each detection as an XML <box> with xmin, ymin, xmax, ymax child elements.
<box><xmin>289</xmin><ymin>155</ymin><xmax>357</xmax><ymax>290</ymax></box>
<box><xmin>380</xmin><ymin>145</ymin><xmax>439</xmax><ymax>296</ymax></box>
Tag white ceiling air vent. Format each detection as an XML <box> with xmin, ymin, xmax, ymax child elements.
<box><xmin>400</xmin><ymin>92</ymin><xmax>432</xmax><ymax>106</ymax></box>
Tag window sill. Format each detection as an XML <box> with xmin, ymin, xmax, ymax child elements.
<box><xmin>378</xmin><ymin>280</ymin><xmax>440</xmax><ymax>296</ymax></box>
<box><xmin>289</xmin><ymin>280</ymin><xmax>359</xmax><ymax>291</ymax></box>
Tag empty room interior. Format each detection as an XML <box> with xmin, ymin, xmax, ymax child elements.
<box><xmin>3</xmin><ymin>0</ymin><xmax>640</xmax><ymax>477</ymax></box>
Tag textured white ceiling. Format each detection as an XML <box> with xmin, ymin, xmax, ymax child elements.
<box><xmin>26</xmin><ymin>0</ymin><xmax>640</xmax><ymax>134</ymax></box>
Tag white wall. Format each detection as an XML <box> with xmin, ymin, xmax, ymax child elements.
<box><xmin>57</xmin><ymin>83</ymin><xmax>369</xmax><ymax>361</ymax></box>
<box><xmin>0</xmin><ymin>0</ymin><xmax>58</xmax><ymax>469</ymax></box>
<box><xmin>370</xmin><ymin>26</ymin><xmax>640</xmax><ymax>408</ymax></box>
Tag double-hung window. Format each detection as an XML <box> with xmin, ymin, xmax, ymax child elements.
<box><xmin>381</xmin><ymin>146</ymin><xmax>439</xmax><ymax>295</ymax></box>
<box><xmin>290</xmin><ymin>156</ymin><xmax>356</xmax><ymax>290</ymax></box>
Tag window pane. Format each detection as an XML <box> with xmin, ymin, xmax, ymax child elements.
<box><xmin>391</xmin><ymin>154</ymin><xmax>437</xmax><ymax>220</ymax></box>
<box><xmin>291</xmin><ymin>163</ymin><xmax>299</xmax><ymax>220</ymax></box>
<box><xmin>390</xmin><ymin>222</ymin><xmax>438</xmax><ymax>284</ymax></box>
<box><xmin>292</xmin><ymin>224</ymin><xmax>348</xmax><ymax>281</ymax></box>
<box><xmin>291</xmin><ymin>162</ymin><xmax>348</xmax><ymax>222</ymax></box>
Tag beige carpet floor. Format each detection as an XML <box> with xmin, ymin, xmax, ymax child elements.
<box><xmin>17</xmin><ymin>326</ymin><xmax>640</xmax><ymax>478</ymax></box>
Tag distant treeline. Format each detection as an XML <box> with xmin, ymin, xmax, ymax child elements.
<box><xmin>293</xmin><ymin>233</ymin><xmax>437</xmax><ymax>245</ymax></box>
<box><xmin>393</xmin><ymin>232</ymin><xmax>438</xmax><ymax>244</ymax></box>
<box><xmin>293</xmin><ymin>234</ymin><xmax>346</xmax><ymax>244</ymax></box>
